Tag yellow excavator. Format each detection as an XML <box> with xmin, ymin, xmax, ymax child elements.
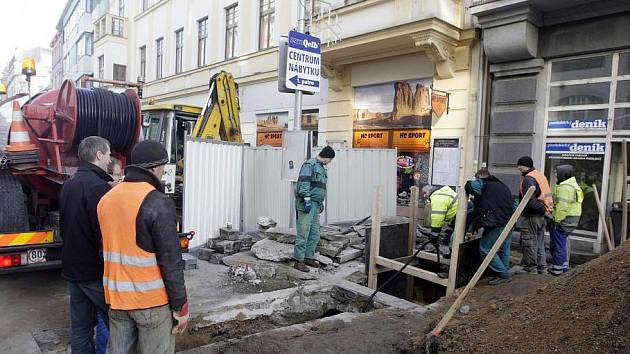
<box><xmin>141</xmin><ymin>71</ymin><xmax>243</xmax><ymax>233</ymax></box>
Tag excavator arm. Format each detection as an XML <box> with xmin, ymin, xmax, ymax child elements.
<box><xmin>192</xmin><ymin>71</ymin><xmax>243</xmax><ymax>143</ymax></box>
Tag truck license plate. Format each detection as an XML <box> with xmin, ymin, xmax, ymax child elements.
<box><xmin>27</xmin><ymin>248</ymin><xmax>46</xmax><ymax>263</ymax></box>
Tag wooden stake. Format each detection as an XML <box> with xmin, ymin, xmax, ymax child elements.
<box><xmin>368</xmin><ymin>185</ymin><xmax>382</xmax><ymax>289</ymax></box>
<box><xmin>607</xmin><ymin>216</ymin><xmax>615</xmax><ymax>247</ymax></box>
<box><xmin>446</xmin><ymin>189</ymin><xmax>467</xmax><ymax>295</ymax></box>
<box><xmin>622</xmin><ymin>139</ymin><xmax>627</xmax><ymax>245</ymax></box>
<box><xmin>430</xmin><ymin>186</ymin><xmax>535</xmax><ymax>337</ymax></box>
<box><xmin>593</xmin><ymin>184</ymin><xmax>614</xmax><ymax>252</ymax></box>
<box><xmin>407</xmin><ymin>186</ymin><xmax>419</xmax><ymax>299</ymax></box>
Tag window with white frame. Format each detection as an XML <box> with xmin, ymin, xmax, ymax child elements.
<box><xmin>225</xmin><ymin>4</ymin><xmax>238</xmax><ymax>59</ymax></box>
<box><xmin>98</xmin><ymin>55</ymin><xmax>104</xmax><ymax>79</ymax></box>
<box><xmin>112</xmin><ymin>17</ymin><xmax>123</xmax><ymax>36</ymax></box>
<box><xmin>198</xmin><ymin>17</ymin><xmax>208</xmax><ymax>67</ymax></box>
<box><xmin>175</xmin><ymin>28</ymin><xmax>184</xmax><ymax>74</ymax></box>
<box><xmin>547</xmin><ymin>51</ymin><xmax>630</xmax><ymax>133</ymax></box>
<box><xmin>113</xmin><ymin>64</ymin><xmax>126</xmax><ymax>81</ymax></box>
<box><xmin>259</xmin><ymin>0</ymin><xmax>275</xmax><ymax>50</ymax></box>
<box><xmin>139</xmin><ymin>45</ymin><xmax>146</xmax><ymax>79</ymax></box>
<box><xmin>156</xmin><ymin>37</ymin><xmax>164</xmax><ymax>79</ymax></box>
<box><xmin>118</xmin><ymin>0</ymin><xmax>125</xmax><ymax>16</ymax></box>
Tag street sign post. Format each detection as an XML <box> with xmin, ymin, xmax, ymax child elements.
<box><xmin>285</xmin><ymin>30</ymin><xmax>321</xmax><ymax>93</ymax></box>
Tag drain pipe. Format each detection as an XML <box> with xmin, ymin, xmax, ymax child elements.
<box><xmin>473</xmin><ymin>31</ymin><xmax>488</xmax><ymax>167</ymax></box>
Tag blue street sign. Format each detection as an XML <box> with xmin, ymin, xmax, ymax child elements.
<box><xmin>285</xmin><ymin>31</ymin><xmax>321</xmax><ymax>93</ymax></box>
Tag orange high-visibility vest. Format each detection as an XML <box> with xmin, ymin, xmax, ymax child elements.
<box><xmin>519</xmin><ymin>169</ymin><xmax>554</xmax><ymax>214</ymax></box>
<box><xmin>98</xmin><ymin>182</ymin><xmax>169</xmax><ymax>310</ymax></box>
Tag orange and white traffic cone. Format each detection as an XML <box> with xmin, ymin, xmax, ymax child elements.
<box><xmin>6</xmin><ymin>100</ymin><xmax>36</xmax><ymax>152</ymax></box>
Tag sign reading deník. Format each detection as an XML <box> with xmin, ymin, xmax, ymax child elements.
<box><xmin>285</xmin><ymin>31</ymin><xmax>321</xmax><ymax>93</ymax></box>
<box><xmin>547</xmin><ymin>119</ymin><xmax>607</xmax><ymax>131</ymax></box>
<box><xmin>546</xmin><ymin>142</ymin><xmax>606</xmax><ymax>156</ymax></box>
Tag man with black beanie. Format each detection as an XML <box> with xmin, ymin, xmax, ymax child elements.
<box><xmin>98</xmin><ymin>140</ymin><xmax>188</xmax><ymax>354</ymax></box>
<box><xmin>293</xmin><ymin>146</ymin><xmax>335</xmax><ymax>272</ymax></box>
<box><xmin>516</xmin><ymin>155</ymin><xmax>554</xmax><ymax>275</ymax></box>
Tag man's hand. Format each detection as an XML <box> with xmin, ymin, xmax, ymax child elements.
<box><xmin>304</xmin><ymin>197</ymin><xmax>312</xmax><ymax>213</ymax></box>
<box><xmin>172</xmin><ymin>302</ymin><xmax>190</xmax><ymax>335</ymax></box>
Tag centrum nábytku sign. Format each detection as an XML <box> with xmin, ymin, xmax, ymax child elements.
<box><xmin>285</xmin><ymin>30</ymin><xmax>321</xmax><ymax>93</ymax></box>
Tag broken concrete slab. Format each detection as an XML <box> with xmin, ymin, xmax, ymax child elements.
<box><xmin>212</xmin><ymin>240</ymin><xmax>242</xmax><ymax>254</ymax></box>
<box><xmin>259</xmin><ymin>228</ymin><xmax>297</xmax><ymax>244</ymax></box>
<box><xmin>334</xmin><ymin>248</ymin><xmax>363</xmax><ymax>264</ymax></box>
<box><xmin>222</xmin><ymin>252</ymin><xmax>317</xmax><ymax>280</ymax></box>
<box><xmin>197</xmin><ymin>247</ymin><xmax>215</xmax><ymax>261</ymax></box>
<box><xmin>316</xmin><ymin>239</ymin><xmax>347</xmax><ymax>258</ymax></box>
<box><xmin>315</xmin><ymin>253</ymin><xmax>334</xmax><ymax>266</ymax></box>
<box><xmin>251</xmin><ymin>238</ymin><xmax>294</xmax><ymax>262</ymax></box>
<box><xmin>183</xmin><ymin>253</ymin><xmax>198</xmax><ymax>270</ymax></box>
<box><xmin>238</xmin><ymin>234</ymin><xmax>254</xmax><ymax>248</ymax></box>
<box><xmin>257</xmin><ymin>216</ymin><xmax>277</xmax><ymax>230</ymax></box>
<box><xmin>351</xmin><ymin>243</ymin><xmax>365</xmax><ymax>251</ymax></box>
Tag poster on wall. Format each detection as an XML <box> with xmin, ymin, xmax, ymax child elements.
<box><xmin>256</xmin><ymin>112</ymin><xmax>290</xmax><ymax>147</ymax></box>
<box><xmin>352</xmin><ymin>78</ymin><xmax>432</xmax><ymax>130</ymax></box>
<box><xmin>431</xmin><ymin>138</ymin><xmax>461</xmax><ymax>187</ymax></box>
<box><xmin>544</xmin><ymin>142</ymin><xmax>606</xmax><ymax>235</ymax></box>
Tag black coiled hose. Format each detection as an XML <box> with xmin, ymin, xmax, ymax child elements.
<box><xmin>75</xmin><ymin>88</ymin><xmax>137</xmax><ymax>152</ymax></box>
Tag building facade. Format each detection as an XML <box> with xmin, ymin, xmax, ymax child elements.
<box><xmin>471</xmin><ymin>0</ymin><xmax>630</xmax><ymax>254</ymax></box>
<box><xmin>131</xmin><ymin>0</ymin><xmax>329</xmax><ymax>146</ymax></box>
<box><xmin>56</xmin><ymin>0</ymin><xmax>96</xmax><ymax>84</ymax></box>
<box><xmin>50</xmin><ymin>32</ymin><xmax>64</xmax><ymax>89</ymax></box>
<box><xmin>92</xmin><ymin>0</ymin><xmax>130</xmax><ymax>84</ymax></box>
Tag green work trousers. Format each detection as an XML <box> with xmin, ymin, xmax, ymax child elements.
<box><xmin>293</xmin><ymin>201</ymin><xmax>321</xmax><ymax>262</ymax></box>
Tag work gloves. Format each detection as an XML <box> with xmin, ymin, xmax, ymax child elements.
<box><xmin>172</xmin><ymin>301</ymin><xmax>190</xmax><ymax>335</ymax></box>
<box><xmin>304</xmin><ymin>197</ymin><xmax>312</xmax><ymax>213</ymax></box>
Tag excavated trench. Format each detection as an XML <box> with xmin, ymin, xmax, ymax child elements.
<box><xmin>176</xmin><ymin>284</ymin><xmax>387</xmax><ymax>352</ymax></box>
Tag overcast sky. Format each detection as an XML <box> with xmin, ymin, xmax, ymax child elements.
<box><xmin>0</xmin><ymin>0</ymin><xmax>66</xmax><ymax>67</ymax></box>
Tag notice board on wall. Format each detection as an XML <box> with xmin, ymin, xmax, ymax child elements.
<box><xmin>431</xmin><ymin>138</ymin><xmax>460</xmax><ymax>187</ymax></box>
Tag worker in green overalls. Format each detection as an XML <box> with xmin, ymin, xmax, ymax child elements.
<box><xmin>293</xmin><ymin>146</ymin><xmax>335</xmax><ymax>272</ymax></box>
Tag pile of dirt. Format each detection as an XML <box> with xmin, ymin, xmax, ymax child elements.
<box><xmin>437</xmin><ymin>242</ymin><xmax>630</xmax><ymax>354</ymax></box>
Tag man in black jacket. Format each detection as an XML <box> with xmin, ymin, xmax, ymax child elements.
<box><xmin>98</xmin><ymin>140</ymin><xmax>187</xmax><ymax>354</ymax></box>
<box><xmin>465</xmin><ymin>168</ymin><xmax>515</xmax><ymax>285</ymax></box>
<box><xmin>59</xmin><ymin>136</ymin><xmax>113</xmax><ymax>354</ymax></box>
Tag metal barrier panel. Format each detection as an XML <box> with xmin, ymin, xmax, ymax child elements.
<box><xmin>321</xmin><ymin>148</ymin><xmax>397</xmax><ymax>224</ymax></box>
<box><xmin>183</xmin><ymin>138</ymin><xmax>243</xmax><ymax>248</ymax></box>
<box><xmin>242</xmin><ymin>147</ymin><xmax>293</xmax><ymax>231</ymax></box>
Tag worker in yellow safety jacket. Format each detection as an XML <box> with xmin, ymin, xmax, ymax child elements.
<box><xmin>550</xmin><ymin>164</ymin><xmax>583</xmax><ymax>276</ymax></box>
<box><xmin>422</xmin><ymin>185</ymin><xmax>459</xmax><ymax>257</ymax></box>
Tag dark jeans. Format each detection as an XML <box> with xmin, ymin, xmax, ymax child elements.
<box><xmin>69</xmin><ymin>280</ymin><xmax>109</xmax><ymax>354</ymax></box>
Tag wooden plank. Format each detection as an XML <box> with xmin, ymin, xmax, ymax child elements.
<box><xmin>375</xmin><ymin>256</ymin><xmax>419</xmax><ymax>274</ymax></box>
<box><xmin>415</xmin><ymin>250</ymin><xmax>450</xmax><ymax>265</ymax></box>
<box><xmin>375</xmin><ymin>256</ymin><xmax>448</xmax><ymax>287</ymax></box>
<box><xmin>367</xmin><ymin>185</ymin><xmax>382</xmax><ymax>289</ymax></box>
<box><xmin>407</xmin><ymin>186</ymin><xmax>419</xmax><ymax>299</ymax></box>
<box><xmin>622</xmin><ymin>139</ymin><xmax>628</xmax><ymax>245</ymax></box>
<box><xmin>593</xmin><ymin>184</ymin><xmax>614</xmax><ymax>251</ymax></box>
<box><xmin>430</xmin><ymin>187</ymin><xmax>535</xmax><ymax>337</ymax></box>
<box><xmin>446</xmin><ymin>189</ymin><xmax>467</xmax><ymax>295</ymax></box>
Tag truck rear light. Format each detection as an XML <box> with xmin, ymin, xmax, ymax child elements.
<box><xmin>0</xmin><ymin>254</ymin><xmax>22</xmax><ymax>268</ymax></box>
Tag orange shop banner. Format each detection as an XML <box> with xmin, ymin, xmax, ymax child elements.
<box><xmin>257</xmin><ymin>131</ymin><xmax>283</xmax><ymax>147</ymax></box>
<box><xmin>393</xmin><ymin>129</ymin><xmax>431</xmax><ymax>152</ymax></box>
<box><xmin>353</xmin><ymin>130</ymin><xmax>390</xmax><ymax>148</ymax></box>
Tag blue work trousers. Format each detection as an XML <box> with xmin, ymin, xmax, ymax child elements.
<box><xmin>69</xmin><ymin>280</ymin><xmax>109</xmax><ymax>354</ymax></box>
<box><xmin>479</xmin><ymin>226</ymin><xmax>512</xmax><ymax>279</ymax></box>
<box><xmin>550</xmin><ymin>224</ymin><xmax>569</xmax><ymax>276</ymax></box>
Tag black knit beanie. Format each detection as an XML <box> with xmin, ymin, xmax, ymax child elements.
<box><xmin>517</xmin><ymin>156</ymin><xmax>534</xmax><ymax>168</ymax></box>
<box><xmin>131</xmin><ymin>140</ymin><xmax>169</xmax><ymax>168</ymax></box>
<box><xmin>319</xmin><ymin>146</ymin><xmax>335</xmax><ymax>159</ymax></box>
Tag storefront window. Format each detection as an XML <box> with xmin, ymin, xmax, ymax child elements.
<box><xmin>614</xmin><ymin>108</ymin><xmax>630</xmax><ymax>130</ymax></box>
<box><xmin>551</xmin><ymin>54</ymin><xmax>612</xmax><ymax>82</ymax></box>
<box><xmin>619</xmin><ymin>52</ymin><xmax>630</xmax><ymax>76</ymax></box>
<box><xmin>616</xmin><ymin>80</ymin><xmax>630</xmax><ymax>103</ymax></box>
<box><xmin>549</xmin><ymin>82</ymin><xmax>610</xmax><ymax>107</ymax></box>
<box><xmin>544</xmin><ymin>143</ymin><xmax>605</xmax><ymax>236</ymax></box>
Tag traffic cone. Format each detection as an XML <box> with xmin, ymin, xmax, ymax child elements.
<box><xmin>6</xmin><ymin>100</ymin><xmax>36</xmax><ymax>152</ymax></box>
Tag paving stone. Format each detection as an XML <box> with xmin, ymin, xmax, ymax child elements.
<box><xmin>316</xmin><ymin>239</ymin><xmax>347</xmax><ymax>257</ymax></box>
<box><xmin>220</xmin><ymin>227</ymin><xmax>240</xmax><ymax>241</ymax></box>
<box><xmin>315</xmin><ymin>253</ymin><xmax>334</xmax><ymax>266</ymax></box>
<box><xmin>351</xmin><ymin>243</ymin><xmax>366</xmax><ymax>251</ymax></box>
<box><xmin>251</xmin><ymin>238</ymin><xmax>294</xmax><ymax>262</ymax></box>
<box><xmin>182</xmin><ymin>253</ymin><xmax>198</xmax><ymax>270</ymax></box>
<box><xmin>197</xmin><ymin>247</ymin><xmax>215</xmax><ymax>261</ymax></box>
<box><xmin>209</xmin><ymin>253</ymin><xmax>226</xmax><ymax>264</ymax></box>
<box><xmin>334</xmin><ymin>248</ymin><xmax>363</xmax><ymax>263</ymax></box>
<box><xmin>239</xmin><ymin>234</ymin><xmax>254</xmax><ymax>248</ymax></box>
